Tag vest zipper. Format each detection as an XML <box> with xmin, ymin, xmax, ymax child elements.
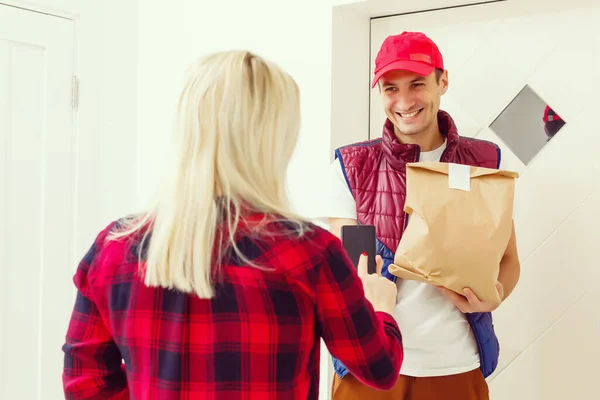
<box><xmin>403</xmin><ymin>147</ymin><xmax>420</xmax><ymax>230</ymax></box>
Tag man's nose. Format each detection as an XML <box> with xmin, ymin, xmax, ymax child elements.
<box><xmin>395</xmin><ymin>93</ymin><xmax>416</xmax><ymax>112</ymax></box>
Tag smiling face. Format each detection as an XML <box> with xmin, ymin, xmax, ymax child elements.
<box><xmin>379</xmin><ymin>69</ymin><xmax>448</xmax><ymax>142</ymax></box>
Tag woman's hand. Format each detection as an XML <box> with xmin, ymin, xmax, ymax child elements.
<box><xmin>357</xmin><ymin>253</ymin><xmax>397</xmax><ymax>315</ymax></box>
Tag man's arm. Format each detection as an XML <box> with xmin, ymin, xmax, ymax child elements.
<box><xmin>328</xmin><ymin>217</ymin><xmax>357</xmax><ymax>239</ymax></box>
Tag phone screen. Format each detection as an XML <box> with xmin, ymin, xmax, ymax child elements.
<box><xmin>341</xmin><ymin>225</ymin><xmax>377</xmax><ymax>274</ymax></box>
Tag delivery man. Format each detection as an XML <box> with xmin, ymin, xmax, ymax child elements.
<box><xmin>327</xmin><ymin>31</ymin><xmax>521</xmax><ymax>400</ymax></box>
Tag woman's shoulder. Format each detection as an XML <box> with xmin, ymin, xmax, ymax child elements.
<box><xmin>85</xmin><ymin>215</ymin><xmax>148</xmax><ymax>270</ymax></box>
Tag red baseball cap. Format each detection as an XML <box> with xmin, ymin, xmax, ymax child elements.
<box><xmin>372</xmin><ymin>31</ymin><xmax>444</xmax><ymax>88</ymax></box>
<box><xmin>542</xmin><ymin>105</ymin><xmax>562</xmax><ymax>123</ymax></box>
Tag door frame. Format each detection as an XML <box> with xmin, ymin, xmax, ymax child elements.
<box><xmin>0</xmin><ymin>1</ymin><xmax>78</xmax><ymax>19</ymax></box>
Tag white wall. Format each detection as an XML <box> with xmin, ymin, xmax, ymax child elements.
<box><xmin>74</xmin><ymin>0</ymin><xmax>138</xmax><ymax>254</ymax></box>
<box><xmin>136</xmin><ymin>0</ymin><xmax>356</xmax><ymax>219</ymax></box>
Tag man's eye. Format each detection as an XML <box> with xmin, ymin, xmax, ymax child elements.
<box><xmin>411</xmin><ymin>83</ymin><xmax>424</xmax><ymax>88</ymax></box>
<box><xmin>385</xmin><ymin>87</ymin><xmax>397</xmax><ymax>92</ymax></box>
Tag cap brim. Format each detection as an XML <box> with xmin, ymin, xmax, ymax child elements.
<box><xmin>371</xmin><ymin>60</ymin><xmax>436</xmax><ymax>88</ymax></box>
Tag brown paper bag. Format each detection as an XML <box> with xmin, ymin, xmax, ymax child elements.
<box><xmin>388</xmin><ymin>162</ymin><xmax>519</xmax><ymax>305</ymax></box>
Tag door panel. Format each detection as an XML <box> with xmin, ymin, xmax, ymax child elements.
<box><xmin>0</xmin><ymin>5</ymin><xmax>75</xmax><ymax>399</ymax></box>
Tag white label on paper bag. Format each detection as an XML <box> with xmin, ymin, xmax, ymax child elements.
<box><xmin>448</xmin><ymin>163</ymin><xmax>471</xmax><ymax>191</ymax></box>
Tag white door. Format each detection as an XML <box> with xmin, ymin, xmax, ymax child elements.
<box><xmin>0</xmin><ymin>5</ymin><xmax>76</xmax><ymax>400</ymax></box>
<box><xmin>370</xmin><ymin>1</ymin><xmax>600</xmax><ymax>399</ymax></box>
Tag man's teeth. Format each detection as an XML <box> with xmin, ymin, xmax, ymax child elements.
<box><xmin>399</xmin><ymin>110</ymin><xmax>420</xmax><ymax>118</ymax></box>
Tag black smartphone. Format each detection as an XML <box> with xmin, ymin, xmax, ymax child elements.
<box><xmin>341</xmin><ymin>225</ymin><xmax>377</xmax><ymax>274</ymax></box>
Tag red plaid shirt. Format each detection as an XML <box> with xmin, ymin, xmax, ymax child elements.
<box><xmin>62</xmin><ymin>216</ymin><xmax>403</xmax><ymax>399</ymax></box>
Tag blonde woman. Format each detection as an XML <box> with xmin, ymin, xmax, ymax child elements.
<box><xmin>62</xmin><ymin>50</ymin><xmax>403</xmax><ymax>400</ymax></box>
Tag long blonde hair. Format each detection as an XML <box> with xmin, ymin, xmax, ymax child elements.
<box><xmin>110</xmin><ymin>50</ymin><xmax>307</xmax><ymax>298</ymax></box>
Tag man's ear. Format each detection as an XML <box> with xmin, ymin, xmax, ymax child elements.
<box><xmin>440</xmin><ymin>69</ymin><xmax>449</xmax><ymax>95</ymax></box>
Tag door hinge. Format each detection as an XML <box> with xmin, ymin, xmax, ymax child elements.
<box><xmin>72</xmin><ymin>76</ymin><xmax>79</xmax><ymax>109</ymax></box>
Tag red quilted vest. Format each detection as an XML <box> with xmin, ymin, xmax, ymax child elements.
<box><xmin>336</xmin><ymin>111</ymin><xmax>500</xmax><ymax>253</ymax></box>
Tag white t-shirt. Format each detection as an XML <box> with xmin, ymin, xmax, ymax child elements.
<box><xmin>328</xmin><ymin>140</ymin><xmax>504</xmax><ymax>377</ymax></box>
